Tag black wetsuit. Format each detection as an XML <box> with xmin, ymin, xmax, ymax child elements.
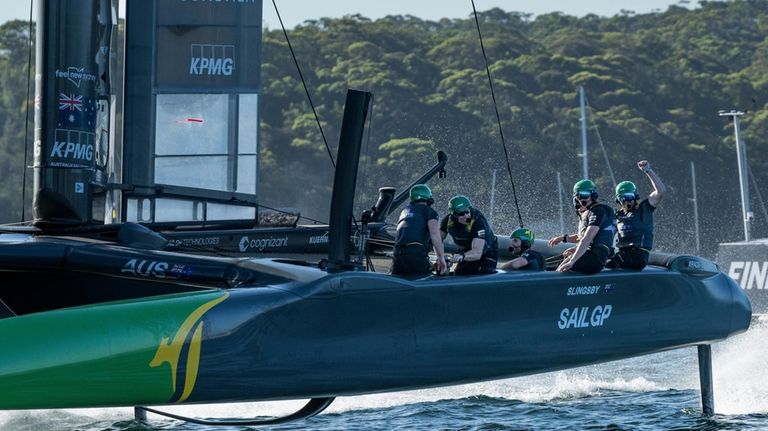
<box><xmin>391</xmin><ymin>203</ymin><xmax>438</xmax><ymax>275</ymax></box>
<box><xmin>608</xmin><ymin>199</ymin><xmax>655</xmax><ymax>270</ymax></box>
<box><xmin>518</xmin><ymin>249</ymin><xmax>545</xmax><ymax>271</ymax></box>
<box><xmin>571</xmin><ymin>203</ymin><xmax>616</xmax><ymax>275</ymax></box>
<box><xmin>505</xmin><ymin>248</ymin><xmax>545</xmax><ymax>271</ymax></box>
<box><xmin>440</xmin><ymin>208</ymin><xmax>498</xmax><ymax>275</ymax></box>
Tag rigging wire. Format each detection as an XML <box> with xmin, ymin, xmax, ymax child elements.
<box><xmin>359</xmin><ymin>95</ymin><xmax>376</xmax><ymax>272</ymax></box>
<box><xmin>470</xmin><ymin>0</ymin><xmax>524</xmax><ymax>228</ymax></box>
<box><xmin>271</xmin><ymin>0</ymin><xmax>335</xmax><ymax>168</ymax></box>
<box><xmin>358</xmin><ymin>94</ymin><xmax>375</xmax><ymax>217</ymax></box>
<box><xmin>21</xmin><ymin>0</ymin><xmax>34</xmax><ymax>222</ymax></box>
<box><xmin>584</xmin><ymin>94</ymin><xmax>617</xmax><ymax>188</ymax></box>
<box><xmin>366</xmin><ymin>237</ymin><xmax>395</xmax><ymax>247</ymax></box>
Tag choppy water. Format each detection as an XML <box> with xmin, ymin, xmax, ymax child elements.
<box><xmin>2</xmin><ymin>318</ymin><xmax>767</xmax><ymax>431</ymax></box>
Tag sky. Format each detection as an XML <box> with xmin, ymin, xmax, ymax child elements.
<box><xmin>0</xmin><ymin>1</ymin><xmax>697</xmax><ymax>28</ymax></box>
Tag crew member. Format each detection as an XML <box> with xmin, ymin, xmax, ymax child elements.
<box><xmin>500</xmin><ymin>227</ymin><xmax>544</xmax><ymax>271</ymax></box>
<box><xmin>607</xmin><ymin>160</ymin><xmax>666</xmax><ymax>270</ymax></box>
<box><xmin>548</xmin><ymin>179</ymin><xmax>616</xmax><ymax>274</ymax></box>
<box><xmin>440</xmin><ymin>195</ymin><xmax>498</xmax><ymax>275</ymax></box>
<box><xmin>391</xmin><ymin>184</ymin><xmax>447</xmax><ymax>276</ymax></box>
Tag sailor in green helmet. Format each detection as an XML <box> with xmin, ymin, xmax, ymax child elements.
<box><xmin>607</xmin><ymin>160</ymin><xmax>666</xmax><ymax>270</ymax></box>
<box><xmin>391</xmin><ymin>184</ymin><xmax>447</xmax><ymax>276</ymax></box>
<box><xmin>500</xmin><ymin>227</ymin><xmax>544</xmax><ymax>271</ymax></box>
<box><xmin>548</xmin><ymin>179</ymin><xmax>616</xmax><ymax>274</ymax></box>
<box><xmin>439</xmin><ymin>195</ymin><xmax>498</xmax><ymax>275</ymax></box>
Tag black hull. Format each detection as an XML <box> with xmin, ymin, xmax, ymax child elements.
<box><xmin>0</xmin><ymin>234</ymin><xmax>751</xmax><ymax>408</ymax></box>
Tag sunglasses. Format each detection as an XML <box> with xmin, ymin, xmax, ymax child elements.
<box><xmin>574</xmin><ymin>190</ymin><xmax>592</xmax><ymax>199</ymax></box>
<box><xmin>618</xmin><ymin>193</ymin><xmax>636</xmax><ymax>203</ymax></box>
<box><xmin>453</xmin><ymin>210</ymin><xmax>470</xmax><ymax>217</ymax></box>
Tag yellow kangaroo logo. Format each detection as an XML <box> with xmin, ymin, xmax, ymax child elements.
<box><xmin>150</xmin><ymin>292</ymin><xmax>229</xmax><ymax>402</ymax></box>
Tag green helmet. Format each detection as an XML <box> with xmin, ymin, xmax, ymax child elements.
<box><xmin>615</xmin><ymin>181</ymin><xmax>637</xmax><ymax>202</ymax></box>
<box><xmin>573</xmin><ymin>179</ymin><xmax>597</xmax><ymax>200</ymax></box>
<box><xmin>448</xmin><ymin>195</ymin><xmax>472</xmax><ymax>214</ymax></box>
<box><xmin>573</xmin><ymin>179</ymin><xmax>596</xmax><ymax>194</ymax></box>
<box><xmin>410</xmin><ymin>184</ymin><xmax>433</xmax><ymax>203</ymax></box>
<box><xmin>510</xmin><ymin>227</ymin><xmax>535</xmax><ymax>248</ymax></box>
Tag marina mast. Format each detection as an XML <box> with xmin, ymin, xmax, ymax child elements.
<box><xmin>719</xmin><ymin>110</ymin><xmax>752</xmax><ymax>241</ymax></box>
<box><xmin>579</xmin><ymin>85</ymin><xmax>588</xmax><ymax>179</ymax></box>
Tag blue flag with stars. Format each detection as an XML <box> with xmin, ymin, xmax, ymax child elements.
<box><xmin>57</xmin><ymin>93</ymin><xmax>97</xmax><ymax>130</ymax></box>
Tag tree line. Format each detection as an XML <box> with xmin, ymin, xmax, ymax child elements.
<box><xmin>257</xmin><ymin>0</ymin><xmax>768</xmax><ymax>257</ymax></box>
<box><xmin>0</xmin><ymin>1</ymin><xmax>766</xmax><ymax>257</ymax></box>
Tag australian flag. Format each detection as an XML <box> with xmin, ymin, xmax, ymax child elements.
<box><xmin>57</xmin><ymin>93</ymin><xmax>97</xmax><ymax>130</ymax></box>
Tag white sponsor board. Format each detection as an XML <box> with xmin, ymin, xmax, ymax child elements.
<box><xmin>728</xmin><ymin>261</ymin><xmax>768</xmax><ymax>290</ymax></box>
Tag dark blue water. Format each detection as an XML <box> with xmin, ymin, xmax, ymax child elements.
<box><xmin>3</xmin><ymin>319</ymin><xmax>766</xmax><ymax>431</ymax></box>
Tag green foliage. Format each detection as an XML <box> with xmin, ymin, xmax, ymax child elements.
<box><xmin>0</xmin><ymin>20</ymin><xmax>34</xmax><ymax>223</ymax></box>
<box><xmin>2</xmin><ymin>2</ymin><xmax>767</xmax><ymax>255</ymax></box>
<box><xmin>378</xmin><ymin>137</ymin><xmax>434</xmax><ymax>167</ymax></box>
<box><xmin>254</xmin><ymin>2</ymin><xmax>768</xmax><ymax>254</ymax></box>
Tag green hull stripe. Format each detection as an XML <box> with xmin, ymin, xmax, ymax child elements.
<box><xmin>0</xmin><ymin>290</ymin><xmax>227</xmax><ymax>409</ymax></box>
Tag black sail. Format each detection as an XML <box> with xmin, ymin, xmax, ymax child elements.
<box><xmin>33</xmin><ymin>0</ymin><xmax>114</xmax><ymax>226</ymax></box>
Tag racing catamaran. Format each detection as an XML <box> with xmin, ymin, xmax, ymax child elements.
<box><xmin>0</xmin><ymin>0</ymin><xmax>751</xmax><ymax>425</ymax></box>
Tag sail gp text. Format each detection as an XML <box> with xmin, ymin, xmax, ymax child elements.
<box><xmin>558</xmin><ymin>305</ymin><xmax>613</xmax><ymax>329</ymax></box>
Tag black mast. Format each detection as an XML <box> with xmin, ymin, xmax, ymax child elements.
<box><xmin>33</xmin><ymin>0</ymin><xmax>112</xmax><ymax>226</ymax></box>
<box><xmin>327</xmin><ymin>90</ymin><xmax>372</xmax><ymax>269</ymax></box>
